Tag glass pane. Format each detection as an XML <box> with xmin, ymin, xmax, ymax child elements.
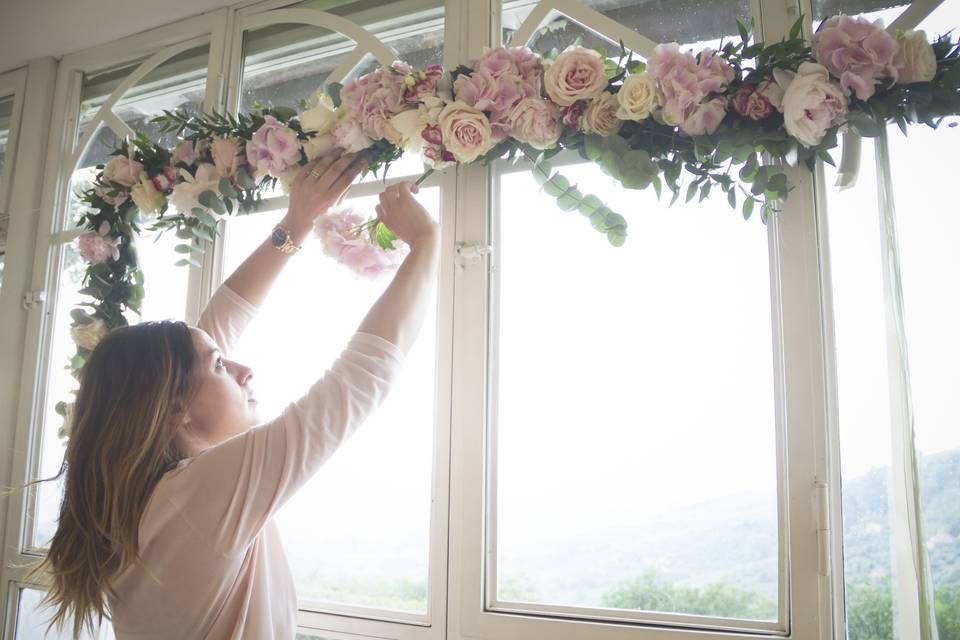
<box><xmin>0</xmin><ymin>93</ymin><xmax>13</xmax><ymax>192</ymax></box>
<box><xmin>221</xmin><ymin>190</ymin><xmax>439</xmax><ymax>613</ymax></box>
<box><xmin>239</xmin><ymin>0</ymin><xmax>444</xmax><ymax>196</ymax></box>
<box><xmin>813</xmin><ymin>0</ymin><xmax>908</xmax><ymax>21</ymax></box>
<box><xmin>502</xmin><ymin>0</ymin><xmax>752</xmax><ymax>51</ymax></box>
<box><xmin>493</xmin><ymin>162</ymin><xmax>779</xmax><ymax>624</ymax></box>
<box><xmin>78</xmin><ymin>44</ymin><xmax>209</xmax><ymax>149</ymax></box>
<box><xmin>14</xmin><ymin>587</ymin><xmax>112</xmax><ymax>639</ymax></box>
<box><xmin>889</xmin><ymin>3</ymin><xmax>960</xmax><ymax>637</ymax></box>
<box><xmin>823</xmin><ymin>137</ymin><xmax>901</xmax><ymax>634</ymax></box>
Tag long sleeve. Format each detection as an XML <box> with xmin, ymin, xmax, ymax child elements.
<box><xmin>157</xmin><ymin>323</ymin><xmax>405</xmax><ymax>555</ymax></box>
<box><xmin>197</xmin><ymin>284</ymin><xmax>258</xmax><ymax>356</ymax></box>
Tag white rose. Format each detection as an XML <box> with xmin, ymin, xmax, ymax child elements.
<box><xmin>169</xmin><ymin>164</ymin><xmax>220</xmax><ymax>214</ymax></box>
<box><xmin>897</xmin><ymin>30</ymin><xmax>937</xmax><ymax>84</ymax></box>
<box><xmin>582</xmin><ymin>92</ymin><xmax>624</xmax><ymax>136</ymax></box>
<box><xmin>775</xmin><ymin>62</ymin><xmax>848</xmax><ymax>148</ymax></box>
<box><xmin>616</xmin><ymin>72</ymin><xmax>662</xmax><ymax>121</ymax></box>
<box><xmin>298</xmin><ymin>98</ymin><xmax>338</xmax><ymax>134</ymax></box>
<box><xmin>70</xmin><ymin>318</ymin><xmax>108</xmax><ymax>351</ymax></box>
<box><xmin>130</xmin><ymin>173</ymin><xmax>166</xmax><ymax>216</ymax></box>
<box><xmin>383</xmin><ymin>109</ymin><xmax>425</xmax><ymax>152</ymax></box>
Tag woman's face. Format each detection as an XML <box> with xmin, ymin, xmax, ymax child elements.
<box><xmin>176</xmin><ymin>328</ymin><xmax>259</xmax><ymax>456</ymax></box>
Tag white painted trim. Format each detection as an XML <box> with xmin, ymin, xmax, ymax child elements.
<box><xmin>0</xmin><ymin>68</ymin><xmax>27</xmax><ymax>214</ymax></box>
<box><xmin>0</xmin><ymin>57</ymin><xmax>59</xmax><ymax>638</ymax></box>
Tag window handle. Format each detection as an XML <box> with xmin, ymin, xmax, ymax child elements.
<box><xmin>456</xmin><ymin>242</ymin><xmax>492</xmax><ymax>270</ymax></box>
<box><xmin>22</xmin><ymin>290</ymin><xmax>46</xmax><ymax>311</ymax></box>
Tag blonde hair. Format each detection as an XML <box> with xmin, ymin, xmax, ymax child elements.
<box><xmin>26</xmin><ymin>320</ymin><xmax>198</xmax><ymax>638</ymax></box>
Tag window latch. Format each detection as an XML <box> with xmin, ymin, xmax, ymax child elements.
<box><xmin>456</xmin><ymin>242</ymin><xmax>492</xmax><ymax>270</ymax></box>
<box><xmin>22</xmin><ymin>290</ymin><xmax>47</xmax><ymax>311</ymax></box>
<box><xmin>813</xmin><ymin>481</ymin><xmax>831</xmax><ymax>577</ymax></box>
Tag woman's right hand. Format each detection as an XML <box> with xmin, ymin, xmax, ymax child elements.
<box><xmin>375</xmin><ymin>182</ymin><xmax>439</xmax><ymax>249</ymax></box>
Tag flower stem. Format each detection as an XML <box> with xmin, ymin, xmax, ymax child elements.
<box><xmin>414</xmin><ymin>168</ymin><xmax>434</xmax><ymax>186</ymax></box>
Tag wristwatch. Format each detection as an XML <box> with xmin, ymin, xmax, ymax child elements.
<box><xmin>270</xmin><ymin>224</ymin><xmax>302</xmax><ymax>255</ymax></box>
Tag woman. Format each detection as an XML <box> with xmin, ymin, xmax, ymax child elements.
<box><xmin>33</xmin><ymin>150</ymin><xmax>440</xmax><ymax>639</ymax></box>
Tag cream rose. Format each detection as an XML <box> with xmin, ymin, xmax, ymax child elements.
<box><xmin>897</xmin><ymin>30</ymin><xmax>937</xmax><ymax>84</ymax></box>
<box><xmin>299</xmin><ymin>95</ymin><xmax>339</xmax><ymax>159</ymax></box>
<box><xmin>438</xmin><ymin>101</ymin><xmax>493</xmax><ymax>163</ymax></box>
<box><xmin>70</xmin><ymin>318</ymin><xmax>108</xmax><ymax>351</ymax></box>
<box><xmin>130</xmin><ymin>173</ymin><xmax>166</xmax><ymax>215</ymax></box>
<box><xmin>544</xmin><ymin>46</ymin><xmax>609</xmax><ymax>107</ymax></box>
<box><xmin>582</xmin><ymin>92</ymin><xmax>624</xmax><ymax>136</ymax></box>
<box><xmin>383</xmin><ymin>109</ymin><xmax>425</xmax><ymax>152</ymax></box>
<box><xmin>616</xmin><ymin>72</ymin><xmax>662</xmax><ymax>121</ymax></box>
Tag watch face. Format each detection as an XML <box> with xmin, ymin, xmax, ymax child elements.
<box><xmin>271</xmin><ymin>226</ymin><xmax>288</xmax><ymax>248</ymax></box>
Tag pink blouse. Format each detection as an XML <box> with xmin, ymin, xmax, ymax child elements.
<box><xmin>108</xmin><ymin>285</ymin><xmax>405</xmax><ymax>638</ymax></box>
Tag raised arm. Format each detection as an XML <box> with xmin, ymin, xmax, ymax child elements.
<box><xmin>357</xmin><ymin>182</ymin><xmax>441</xmax><ymax>355</ymax></box>
<box><xmin>223</xmin><ymin>152</ymin><xmax>365</xmax><ymax>307</ymax></box>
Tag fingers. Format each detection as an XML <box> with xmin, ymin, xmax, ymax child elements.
<box><xmin>329</xmin><ymin>154</ymin><xmax>366</xmax><ymax>195</ymax></box>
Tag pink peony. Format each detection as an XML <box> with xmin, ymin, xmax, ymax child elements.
<box><xmin>102</xmin><ymin>155</ymin><xmax>144</xmax><ymax>188</ymax></box>
<box><xmin>508</xmin><ymin>98</ymin><xmax>562</xmax><ymax>149</ymax></box>
<box><xmin>171</xmin><ymin>140</ymin><xmax>197</xmax><ymax>167</ymax></box>
<box><xmin>775</xmin><ymin>62</ymin><xmax>849</xmax><ymax>147</ymax></box>
<box><xmin>813</xmin><ymin>15</ymin><xmax>904</xmax><ymax>100</ymax></box>
<box><xmin>245</xmin><ymin>115</ymin><xmax>302</xmax><ymax>180</ymax></box>
<box><xmin>314</xmin><ymin>207</ymin><xmax>408</xmax><ymax>278</ymax></box>
<box><xmin>77</xmin><ymin>221</ymin><xmax>120</xmax><ymax>264</ymax></box>
<box><xmin>211</xmin><ymin>137</ymin><xmax>245</xmax><ymax>178</ymax></box>
<box><xmin>544</xmin><ymin>46</ymin><xmax>609</xmax><ymax>106</ymax></box>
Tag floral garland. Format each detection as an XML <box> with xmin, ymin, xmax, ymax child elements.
<box><xmin>61</xmin><ymin>16</ymin><xmax>959</xmax><ymax>406</ymax></box>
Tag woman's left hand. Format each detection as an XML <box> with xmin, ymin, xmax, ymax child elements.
<box><xmin>283</xmin><ymin>151</ymin><xmax>365</xmax><ymax>236</ymax></box>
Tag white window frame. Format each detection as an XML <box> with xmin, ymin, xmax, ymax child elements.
<box><xmin>446</xmin><ymin>1</ymin><xmax>836</xmax><ymax>639</ymax></box>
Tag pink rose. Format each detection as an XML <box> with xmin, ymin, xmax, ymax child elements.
<box><xmin>102</xmin><ymin>156</ymin><xmax>144</xmax><ymax>188</ymax></box>
<box><xmin>245</xmin><ymin>115</ymin><xmax>302</xmax><ymax>180</ymax></box>
<box><xmin>681</xmin><ymin>98</ymin><xmax>727</xmax><ymax>135</ymax></box>
<box><xmin>813</xmin><ymin>15</ymin><xmax>904</xmax><ymax>100</ymax></box>
<box><xmin>775</xmin><ymin>62</ymin><xmax>849</xmax><ymax>147</ymax></box>
<box><xmin>211</xmin><ymin>137</ymin><xmax>245</xmax><ymax>178</ymax></box>
<box><xmin>171</xmin><ymin>140</ymin><xmax>197</xmax><ymax>167</ymax></box>
<box><xmin>438</xmin><ymin>101</ymin><xmax>493</xmax><ymax>163</ymax></box>
<box><xmin>77</xmin><ymin>221</ymin><xmax>120</xmax><ymax>264</ymax></box>
<box><xmin>509</xmin><ymin>98</ymin><xmax>562</xmax><ymax>149</ymax></box>
<box><xmin>544</xmin><ymin>46</ymin><xmax>608</xmax><ymax>106</ymax></box>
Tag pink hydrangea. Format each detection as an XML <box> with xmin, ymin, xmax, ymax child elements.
<box><xmin>475</xmin><ymin>46</ymin><xmax>542</xmax><ymax>91</ymax></box>
<box><xmin>314</xmin><ymin>207</ymin><xmax>408</xmax><ymax>278</ymax></box>
<box><xmin>649</xmin><ymin>43</ymin><xmax>735</xmax><ymax>132</ymax></box>
<box><xmin>245</xmin><ymin>115</ymin><xmax>302</xmax><ymax>180</ymax></box>
<box><xmin>77</xmin><ymin>221</ymin><xmax>120</xmax><ymax>264</ymax></box>
<box><xmin>454</xmin><ymin>69</ymin><xmax>536</xmax><ymax>141</ymax></box>
<box><xmin>340</xmin><ymin>63</ymin><xmax>411</xmax><ymax>140</ymax></box>
<box><xmin>813</xmin><ymin>15</ymin><xmax>904</xmax><ymax>100</ymax></box>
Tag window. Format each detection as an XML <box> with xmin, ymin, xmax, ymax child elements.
<box><xmin>818</xmin><ymin>1</ymin><xmax>960</xmax><ymax>638</ymax></box>
<box><xmin>0</xmin><ymin>70</ymin><xmax>24</xmax><ymax>293</ymax></box>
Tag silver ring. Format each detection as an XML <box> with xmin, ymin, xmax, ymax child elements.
<box><xmin>309</xmin><ymin>170</ymin><xmax>321</xmax><ymax>179</ymax></box>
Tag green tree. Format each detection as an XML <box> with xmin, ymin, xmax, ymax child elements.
<box><xmin>601</xmin><ymin>570</ymin><xmax>776</xmax><ymax>619</ymax></box>
<box><xmin>845</xmin><ymin>579</ymin><xmax>894</xmax><ymax>640</ymax></box>
<box><xmin>936</xmin><ymin>585</ymin><xmax>960</xmax><ymax>640</ymax></box>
